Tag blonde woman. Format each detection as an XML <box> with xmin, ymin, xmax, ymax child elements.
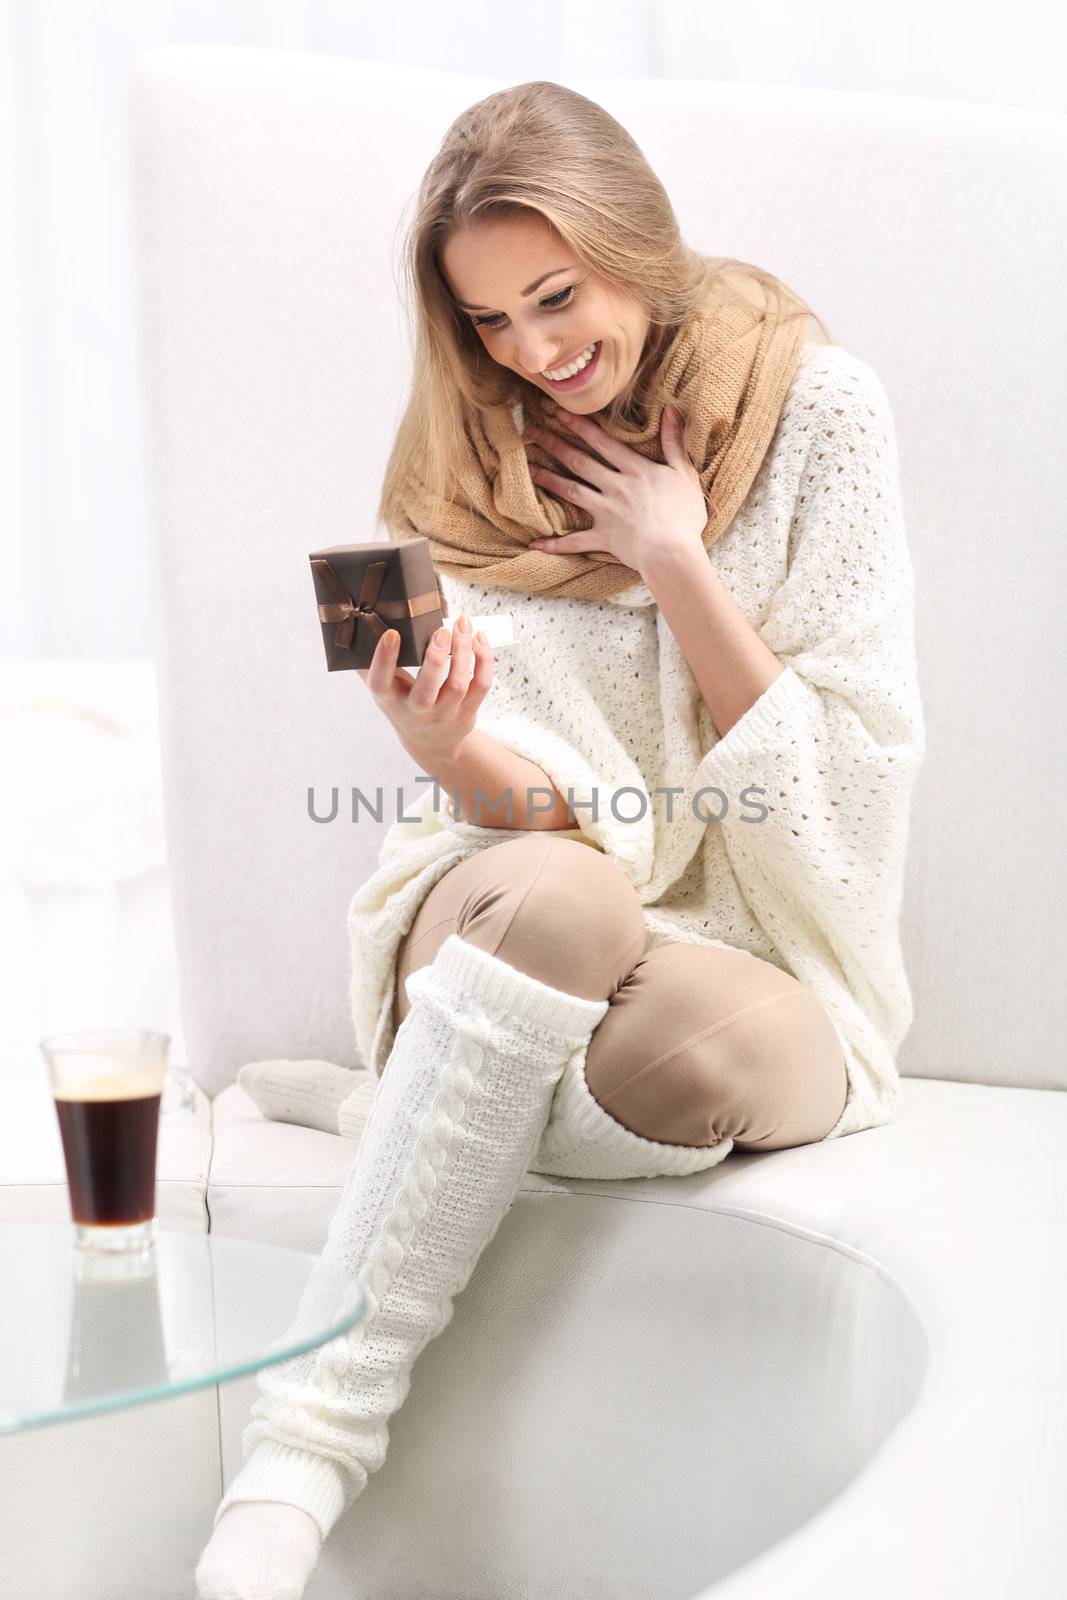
<box><xmin>196</xmin><ymin>80</ymin><xmax>924</xmax><ymax>1600</ymax></box>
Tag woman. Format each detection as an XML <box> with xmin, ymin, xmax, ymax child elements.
<box><xmin>196</xmin><ymin>80</ymin><xmax>924</xmax><ymax>1600</ymax></box>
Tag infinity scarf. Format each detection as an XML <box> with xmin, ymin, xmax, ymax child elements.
<box><xmin>395</xmin><ymin>258</ymin><xmax>820</xmax><ymax>604</ymax></box>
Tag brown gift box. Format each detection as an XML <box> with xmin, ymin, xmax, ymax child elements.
<box><xmin>309</xmin><ymin>539</ymin><xmax>445</xmax><ymax>670</ymax></box>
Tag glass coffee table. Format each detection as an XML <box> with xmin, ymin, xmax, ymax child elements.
<box><xmin>0</xmin><ymin>1220</ymin><xmax>367</xmax><ymax>1434</ymax></box>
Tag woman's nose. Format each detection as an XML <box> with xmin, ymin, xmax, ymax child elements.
<box><xmin>514</xmin><ymin>339</ymin><xmax>556</xmax><ymax>379</ymax></box>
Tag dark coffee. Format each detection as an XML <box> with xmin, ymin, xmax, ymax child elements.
<box><xmin>53</xmin><ymin>1074</ymin><xmax>161</xmax><ymax>1227</ymax></box>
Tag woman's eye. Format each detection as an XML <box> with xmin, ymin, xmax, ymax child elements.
<box><xmin>473</xmin><ymin>286</ymin><xmax>574</xmax><ymax>329</ymax></box>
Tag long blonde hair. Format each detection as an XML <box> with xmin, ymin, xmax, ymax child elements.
<box><xmin>377</xmin><ymin>79</ymin><xmax>831</xmax><ymax>537</ymax></box>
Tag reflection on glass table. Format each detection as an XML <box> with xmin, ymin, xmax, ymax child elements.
<box><xmin>0</xmin><ymin>1221</ymin><xmax>367</xmax><ymax>1435</ymax></box>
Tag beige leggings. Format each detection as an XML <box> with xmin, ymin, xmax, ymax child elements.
<box><xmin>391</xmin><ymin>834</ymin><xmax>849</xmax><ymax>1154</ymax></box>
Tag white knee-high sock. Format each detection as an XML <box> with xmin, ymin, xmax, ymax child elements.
<box><xmin>207</xmin><ymin>933</ymin><xmax>609</xmax><ymax>1543</ymax></box>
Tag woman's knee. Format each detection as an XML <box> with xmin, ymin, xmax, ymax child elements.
<box><xmin>583</xmin><ymin>942</ymin><xmax>849</xmax><ymax>1150</ymax></box>
<box><xmin>452</xmin><ymin>834</ymin><xmax>647</xmax><ymax>1002</ymax></box>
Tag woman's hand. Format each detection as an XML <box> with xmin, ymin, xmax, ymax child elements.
<box><xmin>524</xmin><ymin>405</ymin><xmax>707</xmax><ymax>577</ymax></box>
<box><xmin>356</xmin><ymin>613</ymin><xmax>492</xmax><ymax>767</ymax></box>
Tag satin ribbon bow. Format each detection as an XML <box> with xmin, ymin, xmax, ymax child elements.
<box><xmin>312</xmin><ymin>557</ymin><xmax>441</xmax><ymax>652</ymax></box>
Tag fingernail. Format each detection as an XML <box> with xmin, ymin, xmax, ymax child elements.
<box><xmin>433</xmin><ymin>627</ymin><xmax>448</xmax><ymax>646</ymax></box>
<box><xmin>457</xmin><ymin>613</ymin><xmax>470</xmax><ymax>630</ymax></box>
<box><xmin>475</xmin><ymin>630</ymin><xmax>488</xmax><ymax>645</ymax></box>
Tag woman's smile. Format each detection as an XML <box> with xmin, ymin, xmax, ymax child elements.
<box><xmin>541</xmin><ymin>339</ymin><xmax>602</xmax><ymax>390</ymax></box>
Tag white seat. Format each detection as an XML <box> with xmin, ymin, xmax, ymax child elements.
<box><xmin>3</xmin><ymin>45</ymin><xmax>1062</xmax><ymax>1600</ymax></box>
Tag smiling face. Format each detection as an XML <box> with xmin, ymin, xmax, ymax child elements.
<box><xmin>439</xmin><ymin>212</ymin><xmax>650</xmax><ymax>413</ymax></box>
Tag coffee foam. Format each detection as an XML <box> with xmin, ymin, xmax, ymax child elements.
<box><xmin>53</xmin><ymin>1070</ymin><xmax>163</xmax><ymax>1102</ymax></box>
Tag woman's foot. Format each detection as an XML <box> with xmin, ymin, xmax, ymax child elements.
<box><xmin>237</xmin><ymin>1058</ymin><xmax>369</xmax><ymax>1135</ymax></box>
<box><xmin>194</xmin><ymin>1500</ymin><xmax>323</xmax><ymax>1600</ymax></box>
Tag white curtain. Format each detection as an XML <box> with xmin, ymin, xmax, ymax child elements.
<box><xmin>0</xmin><ymin>662</ymin><xmax>185</xmax><ymax>1081</ymax></box>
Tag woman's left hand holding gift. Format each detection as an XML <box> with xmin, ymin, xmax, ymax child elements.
<box><xmin>524</xmin><ymin>405</ymin><xmax>707</xmax><ymax>578</ymax></box>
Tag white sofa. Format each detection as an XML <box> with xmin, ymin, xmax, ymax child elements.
<box><xmin>3</xmin><ymin>47</ymin><xmax>1064</xmax><ymax>1600</ymax></box>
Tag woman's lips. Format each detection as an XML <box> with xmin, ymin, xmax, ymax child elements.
<box><xmin>543</xmin><ymin>340</ymin><xmax>602</xmax><ymax>390</ymax></box>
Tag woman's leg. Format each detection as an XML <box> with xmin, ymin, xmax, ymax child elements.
<box><xmin>391</xmin><ymin>838</ymin><xmax>847</xmax><ymax>1171</ymax></box>
<box><xmin>391</xmin><ymin>833</ymin><xmax>648</xmax><ymax>1042</ymax></box>
<box><xmin>582</xmin><ymin>941</ymin><xmax>850</xmax><ymax>1151</ymax></box>
<box><xmin>531</xmin><ymin>940</ymin><xmax>850</xmax><ymax>1182</ymax></box>
<box><xmin>197</xmin><ymin>835</ymin><xmax>644</xmax><ymax>1600</ymax></box>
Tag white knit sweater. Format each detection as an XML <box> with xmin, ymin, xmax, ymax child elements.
<box><xmin>348</xmin><ymin>337</ymin><xmax>925</xmax><ymax>1142</ymax></box>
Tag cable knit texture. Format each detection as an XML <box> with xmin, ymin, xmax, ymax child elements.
<box><xmin>212</xmin><ymin>933</ymin><xmax>609</xmax><ymax>1548</ymax></box>
<box><xmin>348</xmin><ymin>338</ymin><xmax>925</xmax><ymax>1146</ymax></box>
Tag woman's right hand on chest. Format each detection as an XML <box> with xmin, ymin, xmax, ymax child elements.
<box><xmin>356</xmin><ymin>613</ymin><xmax>492</xmax><ymax>767</ymax></box>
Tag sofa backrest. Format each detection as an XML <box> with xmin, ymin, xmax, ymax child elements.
<box><xmin>130</xmin><ymin>47</ymin><xmax>1067</xmax><ymax>1099</ymax></box>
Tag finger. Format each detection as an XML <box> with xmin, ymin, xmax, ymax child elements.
<box><xmin>528</xmin><ymin>464</ymin><xmax>598</xmax><ymax>505</ymax></box>
<box><xmin>404</xmin><ymin>625</ymin><xmax>447</xmax><ymax>706</ymax></box>
<box><xmin>660</xmin><ymin>404</ymin><xmax>687</xmax><ymax>467</ymax></box>
<box><xmin>528</xmin><ymin>535</ymin><xmax>601</xmax><ymax>555</ymax></box>
<box><xmin>464</xmin><ymin>627</ymin><xmax>495</xmax><ymax>710</ymax></box>
<box><xmin>527</xmin><ymin>425</ymin><xmax>616</xmax><ymax>488</ymax></box>
<box><xmin>545</xmin><ymin>408</ymin><xmax>633</xmax><ymax>472</ymax></box>
<box><xmin>362</xmin><ymin>629</ymin><xmax>414</xmax><ymax>697</ymax></box>
<box><xmin>440</xmin><ymin>614</ymin><xmax>476</xmax><ymax>694</ymax></box>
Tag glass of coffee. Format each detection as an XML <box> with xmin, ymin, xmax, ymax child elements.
<box><xmin>39</xmin><ymin>1027</ymin><xmax>170</xmax><ymax>1255</ymax></box>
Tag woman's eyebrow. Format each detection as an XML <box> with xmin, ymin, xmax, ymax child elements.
<box><xmin>457</xmin><ymin>268</ymin><xmax>572</xmax><ymax>311</ymax></box>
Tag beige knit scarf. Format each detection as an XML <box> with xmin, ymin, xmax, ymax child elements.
<box><xmin>396</xmin><ymin>259</ymin><xmax>820</xmax><ymax>604</ymax></box>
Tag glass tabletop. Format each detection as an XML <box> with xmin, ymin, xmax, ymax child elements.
<box><xmin>0</xmin><ymin>1221</ymin><xmax>367</xmax><ymax>1436</ymax></box>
